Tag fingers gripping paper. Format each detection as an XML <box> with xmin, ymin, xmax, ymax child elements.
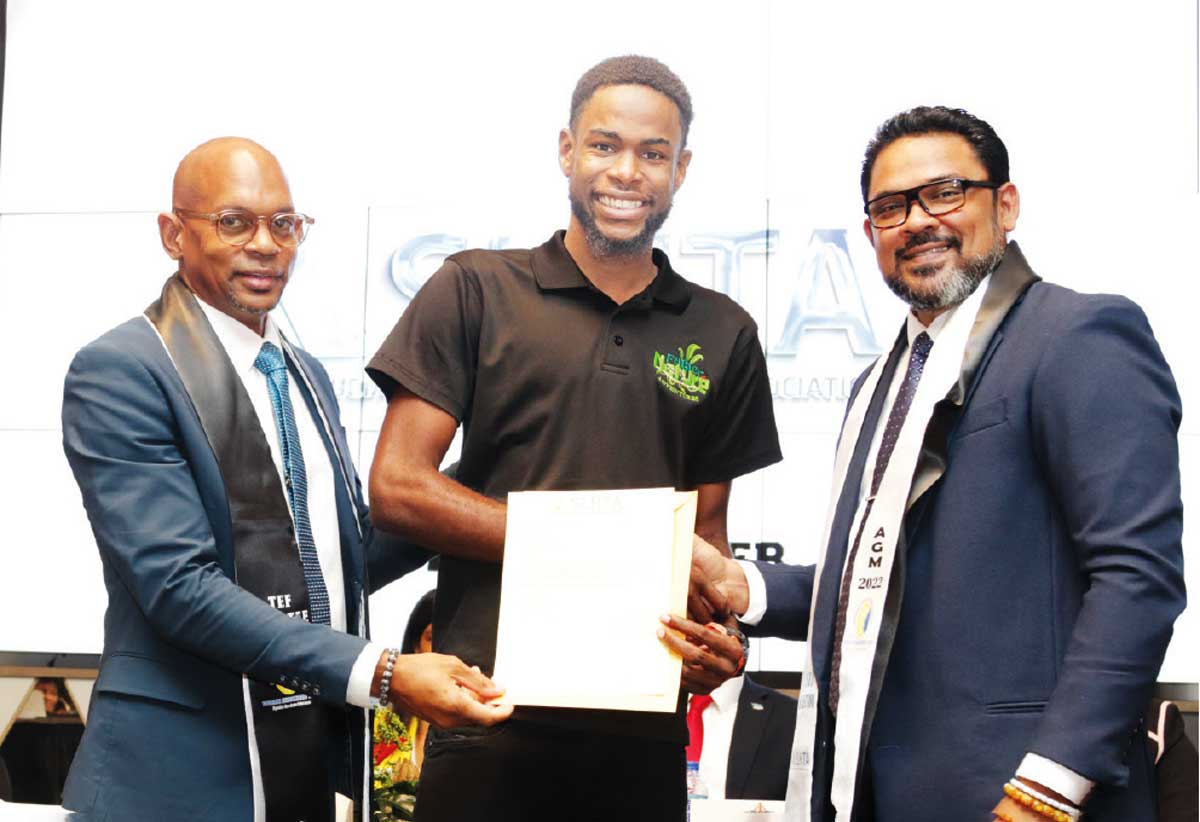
<box><xmin>493</xmin><ymin>488</ymin><xmax>696</xmax><ymax>712</ymax></box>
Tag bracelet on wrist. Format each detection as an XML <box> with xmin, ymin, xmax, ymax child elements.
<box><xmin>1003</xmin><ymin>780</ymin><xmax>1081</xmax><ymax>822</ymax></box>
<box><xmin>377</xmin><ymin>648</ymin><xmax>400</xmax><ymax>707</ymax></box>
<box><xmin>1010</xmin><ymin>778</ymin><xmax>1082</xmax><ymax>817</ymax></box>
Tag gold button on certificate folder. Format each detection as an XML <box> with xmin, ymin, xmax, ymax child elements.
<box><xmin>492</xmin><ymin>488</ymin><xmax>697</xmax><ymax>712</ymax></box>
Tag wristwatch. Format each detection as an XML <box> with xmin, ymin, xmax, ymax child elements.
<box><xmin>713</xmin><ymin>620</ymin><xmax>749</xmax><ymax>674</ymax></box>
<box><xmin>729</xmin><ymin>623</ymin><xmax>749</xmax><ymax>674</ymax></box>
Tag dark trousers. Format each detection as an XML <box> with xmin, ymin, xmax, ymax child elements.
<box><xmin>414</xmin><ymin>720</ymin><xmax>686</xmax><ymax>822</ymax></box>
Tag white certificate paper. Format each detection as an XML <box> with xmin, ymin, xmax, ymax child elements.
<box><xmin>492</xmin><ymin>487</ymin><xmax>697</xmax><ymax>712</ymax></box>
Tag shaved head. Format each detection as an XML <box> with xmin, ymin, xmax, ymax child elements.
<box><xmin>159</xmin><ymin>136</ymin><xmax>299</xmax><ymax>335</ymax></box>
<box><xmin>172</xmin><ymin>137</ymin><xmax>290</xmax><ymax>211</ymax></box>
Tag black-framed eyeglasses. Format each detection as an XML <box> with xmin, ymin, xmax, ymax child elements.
<box><xmin>864</xmin><ymin>178</ymin><xmax>1000</xmax><ymax>228</ymax></box>
<box><xmin>174</xmin><ymin>208</ymin><xmax>315</xmax><ymax>247</ymax></box>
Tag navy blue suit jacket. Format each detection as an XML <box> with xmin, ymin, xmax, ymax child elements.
<box><xmin>755</xmin><ymin>248</ymin><xmax>1185</xmax><ymax>821</ymax></box>
<box><xmin>60</xmin><ymin>308</ymin><xmax>427</xmax><ymax>821</ymax></box>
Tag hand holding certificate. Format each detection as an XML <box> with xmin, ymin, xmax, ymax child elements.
<box><xmin>492</xmin><ymin>487</ymin><xmax>696</xmax><ymax>712</ymax></box>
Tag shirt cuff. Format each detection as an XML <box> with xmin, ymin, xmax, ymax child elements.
<box><xmin>346</xmin><ymin>641</ymin><xmax>386</xmax><ymax>708</ymax></box>
<box><xmin>1016</xmin><ymin>753</ymin><xmax>1094</xmax><ymax>806</ymax></box>
<box><xmin>736</xmin><ymin>560</ymin><xmax>768</xmax><ymax>626</ymax></box>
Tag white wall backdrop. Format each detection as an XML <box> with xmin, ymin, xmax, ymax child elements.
<box><xmin>1</xmin><ymin>0</ymin><xmax>1196</xmax><ymax>682</ymax></box>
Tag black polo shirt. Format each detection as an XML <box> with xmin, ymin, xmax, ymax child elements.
<box><xmin>367</xmin><ymin>231</ymin><xmax>781</xmax><ymax>740</ymax></box>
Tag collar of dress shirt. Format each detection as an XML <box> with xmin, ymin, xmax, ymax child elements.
<box><xmin>194</xmin><ymin>296</ymin><xmax>284</xmax><ymax>373</ymax></box>
<box><xmin>904</xmin><ymin>273</ymin><xmax>993</xmax><ymax>346</ymax></box>
<box><xmin>707</xmin><ymin>672</ymin><xmax>745</xmax><ymax>714</ymax></box>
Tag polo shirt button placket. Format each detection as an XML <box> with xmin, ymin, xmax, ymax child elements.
<box><xmin>602</xmin><ymin>312</ymin><xmax>633</xmax><ymax>373</ymax></box>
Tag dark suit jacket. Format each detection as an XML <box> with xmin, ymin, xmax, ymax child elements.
<box><xmin>1146</xmin><ymin>700</ymin><xmax>1198</xmax><ymax>822</ymax></box>
<box><xmin>754</xmin><ymin>245</ymin><xmax>1185</xmax><ymax>821</ymax></box>
<box><xmin>59</xmin><ymin>300</ymin><xmax>428</xmax><ymax>821</ymax></box>
<box><xmin>725</xmin><ymin>676</ymin><xmax>798</xmax><ymax>801</ymax></box>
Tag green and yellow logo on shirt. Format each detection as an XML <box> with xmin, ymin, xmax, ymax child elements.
<box><xmin>653</xmin><ymin>343</ymin><xmax>711</xmax><ymax>402</ymax></box>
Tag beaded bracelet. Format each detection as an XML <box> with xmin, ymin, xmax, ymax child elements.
<box><xmin>1002</xmin><ymin>781</ymin><xmax>1082</xmax><ymax>822</ymax></box>
<box><xmin>1009</xmin><ymin>779</ymin><xmax>1082</xmax><ymax>817</ymax></box>
<box><xmin>377</xmin><ymin>648</ymin><xmax>400</xmax><ymax>707</ymax></box>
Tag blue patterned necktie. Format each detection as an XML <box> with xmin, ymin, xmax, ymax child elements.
<box><xmin>253</xmin><ymin>341</ymin><xmax>332</xmax><ymax>626</ymax></box>
<box><xmin>829</xmin><ymin>331</ymin><xmax>933</xmax><ymax>714</ymax></box>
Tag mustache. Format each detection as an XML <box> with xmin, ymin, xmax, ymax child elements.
<box><xmin>898</xmin><ymin>231</ymin><xmax>961</xmax><ymax>256</ymax></box>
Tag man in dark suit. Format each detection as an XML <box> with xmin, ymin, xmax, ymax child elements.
<box><xmin>60</xmin><ymin>137</ymin><xmax>510</xmax><ymax>822</ymax></box>
<box><xmin>689</xmin><ymin>674</ymin><xmax>797</xmax><ymax>800</ymax></box>
<box><xmin>692</xmin><ymin>107</ymin><xmax>1185</xmax><ymax>821</ymax></box>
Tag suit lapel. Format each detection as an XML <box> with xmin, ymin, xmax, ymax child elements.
<box><xmin>286</xmin><ymin>344</ymin><xmax>368</xmax><ymax>636</ymax></box>
<box><xmin>727</xmin><ymin>682</ymin><xmax>773</xmax><ymax>798</ymax></box>
<box><xmin>905</xmin><ymin>242</ymin><xmax>1040</xmax><ymax>515</ymax></box>
<box><xmin>286</xmin><ymin>345</ymin><xmax>364</xmax><ymax>532</ymax></box>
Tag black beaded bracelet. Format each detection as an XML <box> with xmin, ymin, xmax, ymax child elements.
<box><xmin>378</xmin><ymin>648</ymin><xmax>399</xmax><ymax>706</ymax></box>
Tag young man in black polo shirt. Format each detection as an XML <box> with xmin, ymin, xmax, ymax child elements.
<box><xmin>366</xmin><ymin>55</ymin><xmax>781</xmax><ymax>821</ymax></box>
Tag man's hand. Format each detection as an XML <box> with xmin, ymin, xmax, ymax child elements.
<box><xmin>657</xmin><ymin>614</ymin><xmax>745</xmax><ymax>695</ymax></box>
<box><xmin>689</xmin><ymin>534</ymin><xmax>749</xmax><ymax>624</ymax></box>
<box><xmin>386</xmin><ymin>653</ymin><xmax>513</xmax><ymax>729</ymax></box>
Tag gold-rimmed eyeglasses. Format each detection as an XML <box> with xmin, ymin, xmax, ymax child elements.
<box><xmin>174</xmin><ymin>208</ymin><xmax>315</xmax><ymax>247</ymax></box>
<box><xmin>864</xmin><ymin>178</ymin><xmax>1000</xmax><ymax>229</ymax></box>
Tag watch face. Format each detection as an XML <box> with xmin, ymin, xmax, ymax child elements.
<box><xmin>722</xmin><ymin>623</ymin><xmax>750</xmax><ymax>672</ymax></box>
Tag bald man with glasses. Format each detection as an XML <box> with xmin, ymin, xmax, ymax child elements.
<box><xmin>59</xmin><ymin>137</ymin><xmax>510</xmax><ymax>822</ymax></box>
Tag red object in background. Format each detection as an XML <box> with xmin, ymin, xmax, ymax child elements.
<box><xmin>373</xmin><ymin>742</ymin><xmax>398</xmax><ymax>765</ymax></box>
<box><xmin>685</xmin><ymin>694</ymin><xmax>714</xmax><ymax>762</ymax></box>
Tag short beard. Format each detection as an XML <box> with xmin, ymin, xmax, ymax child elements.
<box><xmin>570</xmin><ymin>192</ymin><xmax>670</xmax><ymax>259</ymax></box>
<box><xmin>228</xmin><ymin>290</ymin><xmax>272</xmax><ymax>317</ymax></box>
<box><xmin>886</xmin><ymin>235</ymin><xmax>1006</xmax><ymax>313</ymax></box>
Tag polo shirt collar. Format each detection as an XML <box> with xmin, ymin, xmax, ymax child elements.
<box><xmin>532</xmin><ymin>230</ymin><xmax>692</xmax><ymax>310</ymax></box>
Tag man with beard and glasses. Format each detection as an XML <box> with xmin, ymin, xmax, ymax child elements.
<box><xmin>59</xmin><ymin>138</ymin><xmax>511</xmax><ymax>822</ymax></box>
<box><xmin>364</xmin><ymin>55</ymin><xmax>781</xmax><ymax>821</ymax></box>
<box><xmin>690</xmin><ymin>106</ymin><xmax>1184</xmax><ymax>822</ymax></box>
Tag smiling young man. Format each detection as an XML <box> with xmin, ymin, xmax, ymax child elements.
<box><xmin>60</xmin><ymin>138</ymin><xmax>510</xmax><ymax>822</ymax></box>
<box><xmin>690</xmin><ymin>106</ymin><xmax>1185</xmax><ymax>821</ymax></box>
<box><xmin>365</xmin><ymin>56</ymin><xmax>781</xmax><ymax>821</ymax></box>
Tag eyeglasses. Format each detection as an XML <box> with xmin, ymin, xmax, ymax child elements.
<box><xmin>864</xmin><ymin>178</ymin><xmax>1000</xmax><ymax>228</ymax></box>
<box><xmin>174</xmin><ymin>208</ymin><xmax>315</xmax><ymax>247</ymax></box>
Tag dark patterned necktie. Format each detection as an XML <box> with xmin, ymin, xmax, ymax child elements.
<box><xmin>254</xmin><ymin>341</ymin><xmax>332</xmax><ymax>626</ymax></box>
<box><xmin>829</xmin><ymin>331</ymin><xmax>932</xmax><ymax>714</ymax></box>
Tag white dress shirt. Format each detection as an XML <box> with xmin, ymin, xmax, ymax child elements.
<box><xmin>737</xmin><ymin>279</ymin><xmax>1093</xmax><ymax>804</ymax></box>
<box><xmin>691</xmin><ymin>674</ymin><xmax>744</xmax><ymax>799</ymax></box>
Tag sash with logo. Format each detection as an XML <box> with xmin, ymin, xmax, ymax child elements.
<box><xmin>146</xmin><ymin>274</ymin><xmax>335</xmax><ymax>822</ymax></box>
<box><xmin>785</xmin><ymin>244</ymin><xmax>1039</xmax><ymax>821</ymax></box>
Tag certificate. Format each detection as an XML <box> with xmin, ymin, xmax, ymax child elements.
<box><xmin>492</xmin><ymin>487</ymin><xmax>696</xmax><ymax>712</ymax></box>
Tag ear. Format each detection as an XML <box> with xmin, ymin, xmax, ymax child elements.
<box><xmin>158</xmin><ymin>212</ymin><xmax>184</xmax><ymax>261</ymax></box>
<box><xmin>862</xmin><ymin>217</ymin><xmax>876</xmax><ymax>249</ymax></box>
<box><xmin>558</xmin><ymin>128</ymin><xmax>574</xmax><ymax>177</ymax></box>
<box><xmin>673</xmin><ymin>148</ymin><xmax>692</xmax><ymax>191</ymax></box>
<box><xmin>996</xmin><ymin>182</ymin><xmax>1020</xmax><ymax>232</ymax></box>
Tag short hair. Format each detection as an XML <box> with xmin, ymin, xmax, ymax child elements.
<box><xmin>569</xmin><ymin>55</ymin><xmax>694</xmax><ymax>147</ymax></box>
<box><xmin>401</xmin><ymin>589</ymin><xmax>437</xmax><ymax>655</ymax></box>
<box><xmin>860</xmin><ymin>106</ymin><xmax>1010</xmax><ymax>202</ymax></box>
